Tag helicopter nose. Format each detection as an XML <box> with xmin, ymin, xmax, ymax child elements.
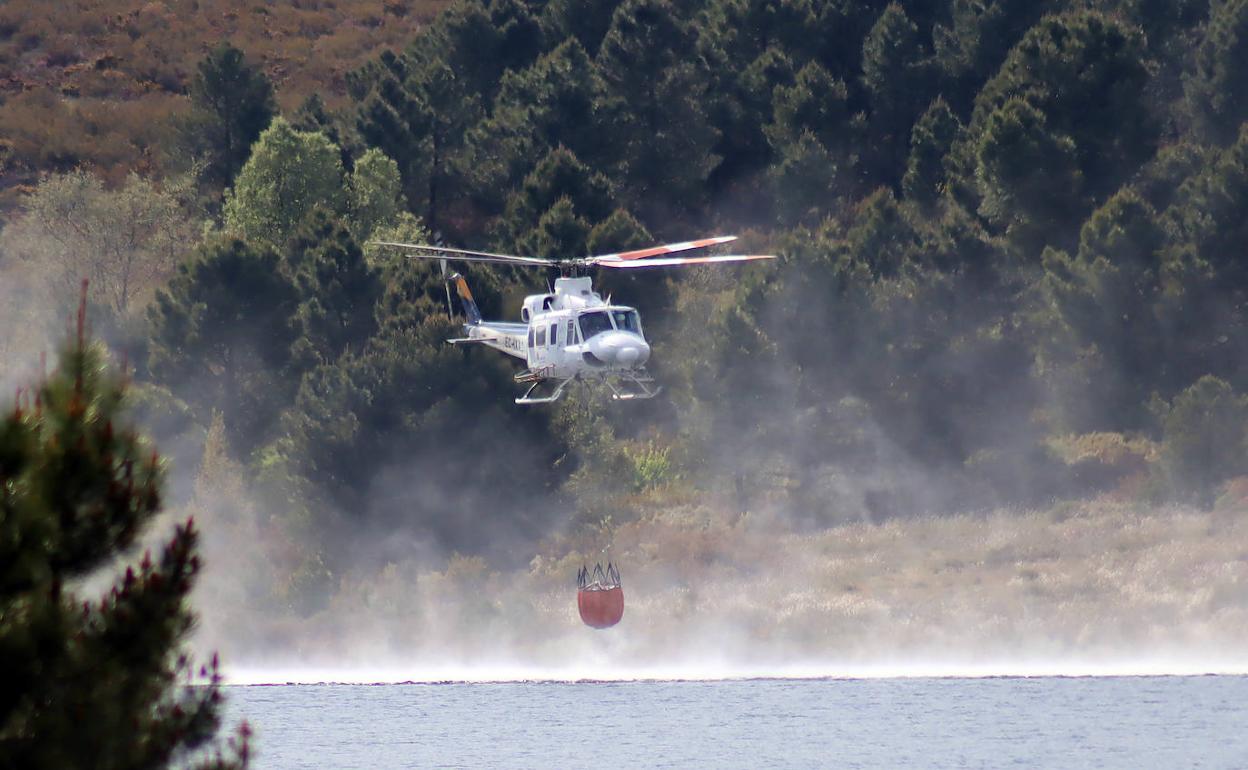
<box><xmin>589</xmin><ymin>333</ymin><xmax>650</xmax><ymax>368</ymax></box>
<box><xmin>614</xmin><ymin>338</ymin><xmax>649</xmax><ymax>367</ymax></box>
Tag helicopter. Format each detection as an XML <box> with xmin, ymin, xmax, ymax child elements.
<box><xmin>371</xmin><ymin>236</ymin><xmax>775</xmax><ymax>404</ymax></box>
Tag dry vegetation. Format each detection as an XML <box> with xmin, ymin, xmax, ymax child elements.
<box><xmin>195</xmin><ymin>486</ymin><xmax>1248</xmax><ymax>671</ymax></box>
<box><xmin>0</xmin><ymin>0</ymin><xmax>447</xmax><ymax>204</ymax></box>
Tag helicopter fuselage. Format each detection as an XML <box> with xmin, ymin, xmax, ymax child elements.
<box><xmin>451</xmin><ymin>276</ymin><xmax>655</xmax><ymax>402</ymax></box>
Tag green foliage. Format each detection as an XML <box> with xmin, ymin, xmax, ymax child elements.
<box><xmin>903</xmin><ymin>97</ymin><xmax>961</xmax><ymax>207</ymax></box>
<box><xmin>16</xmin><ymin>0</ymin><xmax>1248</xmax><ymax>562</ymax></box>
<box><xmin>961</xmin><ymin>11</ymin><xmax>1157</xmax><ymax>249</ymax></box>
<box><xmin>1039</xmin><ymin>188</ymin><xmax>1182</xmax><ymax>430</ymax></box>
<box><xmin>767</xmin><ymin>61</ymin><xmax>851</xmax><ymax>152</ymax></box>
<box><xmin>542</xmin><ymin>0</ymin><xmax>624</xmax><ymax>55</ymax></box>
<box><xmin>468</xmin><ymin>38</ymin><xmax>610</xmax><ymax>206</ymax></box>
<box><xmin>278</xmin><ymin>316</ymin><xmax>565</xmax><ymax>557</ymax></box>
<box><xmin>286</xmin><ymin>210</ymin><xmax>383</xmax><ymax>367</ymax></box>
<box><xmin>1186</xmin><ymin>0</ymin><xmax>1248</xmax><ymax>144</ymax></box>
<box><xmin>1161</xmin><ymin>376</ymin><xmax>1248</xmax><ymax>507</ymax></box>
<box><xmin>0</xmin><ymin>333</ymin><xmax>246</xmax><ymax>769</ymax></box>
<box><xmin>595</xmin><ymin>0</ymin><xmax>720</xmax><ymax>212</ymax></box>
<box><xmin>861</xmin><ymin>3</ymin><xmax>935</xmax><ymax>181</ymax></box>
<box><xmin>520</xmin><ymin>197</ymin><xmax>592</xmax><ymax>258</ymax></box>
<box><xmin>348</xmin><ymin>148</ymin><xmax>408</xmax><ymax>244</ymax></box>
<box><xmin>771</xmin><ymin>131</ymin><xmax>840</xmax><ymax>226</ymax></box>
<box><xmin>186</xmin><ymin>43</ymin><xmax>276</xmax><ymax>191</ymax></box>
<box><xmin>629</xmin><ymin>441</ymin><xmax>675</xmax><ymax>490</ymax></box>
<box><xmin>975</xmin><ymin>97</ymin><xmax>1083</xmax><ymax>252</ymax></box>
<box><xmin>500</xmin><ymin>147</ymin><xmax>615</xmax><ymax>250</ymax></box>
<box><xmin>223</xmin><ymin>118</ymin><xmax>346</xmax><ymax>250</ymax></box>
<box><xmin>147</xmin><ymin>238</ymin><xmax>300</xmax><ymax>454</ymax></box>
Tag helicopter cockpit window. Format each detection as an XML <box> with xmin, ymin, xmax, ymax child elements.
<box><xmin>611</xmin><ymin>310</ymin><xmax>641</xmax><ymax>334</ymax></box>
<box><xmin>578</xmin><ymin>311</ymin><xmax>613</xmax><ymax>340</ymax></box>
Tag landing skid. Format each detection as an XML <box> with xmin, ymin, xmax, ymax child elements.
<box><xmin>604</xmin><ymin>373</ymin><xmax>662</xmax><ymax>401</ymax></box>
<box><xmin>512</xmin><ymin>371</ymin><xmax>662</xmax><ymax>404</ymax></box>
<box><xmin>515</xmin><ymin>376</ymin><xmax>575</xmax><ymax>405</ymax></box>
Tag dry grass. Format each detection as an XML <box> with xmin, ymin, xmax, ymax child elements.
<box><xmin>0</xmin><ymin>0</ymin><xmax>449</xmax><ymax>207</ymax></box>
<box><xmin>200</xmin><ymin>493</ymin><xmax>1248</xmax><ymax>670</ymax></box>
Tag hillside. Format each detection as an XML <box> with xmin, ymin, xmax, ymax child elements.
<box><xmin>0</xmin><ymin>0</ymin><xmax>447</xmax><ymax>203</ymax></box>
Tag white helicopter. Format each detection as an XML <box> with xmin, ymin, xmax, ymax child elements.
<box><xmin>372</xmin><ymin>236</ymin><xmax>775</xmax><ymax>404</ymax></box>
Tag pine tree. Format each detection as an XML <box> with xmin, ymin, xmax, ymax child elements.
<box><xmin>861</xmin><ymin>3</ymin><xmax>934</xmax><ymax>183</ymax></box>
<box><xmin>147</xmin><ymin>238</ymin><xmax>300</xmax><ymax>454</ymax></box>
<box><xmin>0</xmin><ymin>294</ymin><xmax>249</xmax><ymax>769</ymax></box>
<box><xmin>285</xmin><ymin>209</ymin><xmax>382</xmax><ymax>367</ymax></box>
<box><xmin>595</xmin><ymin>0</ymin><xmax>720</xmax><ymax>213</ymax></box>
<box><xmin>902</xmin><ymin>97</ymin><xmax>961</xmax><ymax>208</ymax></box>
<box><xmin>766</xmin><ymin>61</ymin><xmax>851</xmax><ymax>152</ymax></box>
<box><xmin>186</xmin><ymin>44</ymin><xmax>276</xmax><ymax>191</ymax></box>
<box><xmin>500</xmin><ymin>147</ymin><xmax>615</xmax><ymax>249</ymax></box>
<box><xmin>1186</xmin><ymin>0</ymin><xmax>1248</xmax><ymax>145</ymax></box>
<box><xmin>467</xmin><ymin>38</ymin><xmax>610</xmax><ymax>205</ymax></box>
<box><xmin>518</xmin><ymin>197</ymin><xmax>592</xmax><ymax>258</ymax></box>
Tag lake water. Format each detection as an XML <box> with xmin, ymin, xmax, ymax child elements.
<box><xmin>225</xmin><ymin>675</ymin><xmax>1248</xmax><ymax>769</ymax></box>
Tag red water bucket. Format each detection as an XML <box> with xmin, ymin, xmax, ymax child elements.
<box><xmin>578</xmin><ymin>585</ymin><xmax>624</xmax><ymax>629</ymax></box>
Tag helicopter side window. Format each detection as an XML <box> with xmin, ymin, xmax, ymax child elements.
<box><xmin>578</xmin><ymin>311</ymin><xmax>613</xmax><ymax>340</ymax></box>
<box><xmin>611</xmin><ymin>310</ymin><xmax>641</xmax><ymax>334</ymax></box>
<box><xmin>566</xmin><ymin>320</ymin><xmax>576</xmax><ymax>345</ymax></box>
<box><xmin>536</xmin><ymin>327</ymin><xmax>546</xmax><ymax>347</ymax></box>
<box><xmin>528</xmin><ymin>327</ymin><xmax>534</xmax><ymax>349</ymax></box>
<box><xmin>549</xmin><ymin>323</ymin><xmax>558</xmax><ymax>347</ymax></box>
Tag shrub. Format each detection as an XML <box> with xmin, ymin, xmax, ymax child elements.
<box><xmin>1161</xmin><ymin>376</ymin><xmax>1248</xmax><ymax>507</ymax></box>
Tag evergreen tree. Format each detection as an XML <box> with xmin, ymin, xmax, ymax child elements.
<box><xmin>861</xmin><ymin>3</ymin><xmax>934</xmax><ymax>184</ymax></box>
<box><xmin>466</xmin><ymin>39</ymin><xmax>610</xmax><ymax>209</ymax></box>
<box><xmin>541</xmin><ymin>0</ymin><xmax>624</xmax><ymax>55</ymax></box>
<box><xmin>1161</xmin><ymin>376</ymin><xmax>1248</xmax><ymax>508</ymax></box>
<box><xmin>961</xmin><ymin>11</ymin><xmax>1156</xmax><ymax>242</ymax></box>
<box><xmin>932</xmin><ymin>0</ymin><xmax>1055</xmax><ymax>115</ymax></box>
<box><xmin>147</xmin><ymin>238</ymin><xmax>300</xmax><ymax>453</ymax></box>
<box><xmin>185</xmin><ymin>44</ymin><xmax>276</xmax><ymax>191</ymax></box>
<box><xmin>518</xmin><ymin>197</ymin><xmax>592</xmax><ymax>258</ymax></box>
<box><xmin>278</xmin><ymin>317</ymin><xmax>564</xmax><ymax>562</ymax></box>
<box><xmin>1040</xmin><ymin>188</ymin><xmax>1177</xmax><ymax>430</ymax></box>
<box><xmin>1186</xmin><ymin>0</ymin><xmax>1248</xmax><ymax>145</ymax></box>
<box><xmin>500</xmin><ymin>147</ymin><xmax>615</xmax><ymax>249</ymax></box>
<box><xmin>285</xmin><ymin>210</ymin><xmax>382</xmax><ymax>368</ymax></box>
<box><xmin>0</xmin><ymin>309</ymin><xmax>248</xmax><ymax>769</ymax></box>
<box><xmin>975</xmin><ymin>97</ymin><xmax>1083</xmax><ymax>253</ymax></box>
<box><xmin>902</xmin><ymin>97</ymin><xmax>961</xmax><ymax>208</ymax></box>
<box><xmin>595</xmin><ymin>0</ymin><xmax>720</xmax><ymax>214</ymax></box>
<box><xmin>767</xmin><ymin>61</ymin><xmax>851</xmax><ymax>152</ymax></box>
<box><xmin>770</xmin><ymin>131</ymin><xmax>840</xmax><ymax>226</ymax></box>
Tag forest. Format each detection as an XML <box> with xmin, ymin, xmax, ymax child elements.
<box><xmin>2</xmin><ymin>0</ymin><xmax>1248</xmax><ymax>639</ymax></box>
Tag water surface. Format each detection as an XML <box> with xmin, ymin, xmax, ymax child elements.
<box><xmin>226</xmin><ymin>675</ymin><xmax>1248</xmax><ymax>769</ymax></box>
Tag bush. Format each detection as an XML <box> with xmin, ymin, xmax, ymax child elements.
<box><xmin>1161</xmin><ymin>376</ymin><xmax>1248</xmax><ymax>507</ymax></box>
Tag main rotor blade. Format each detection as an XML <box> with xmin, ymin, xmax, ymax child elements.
<box><xmin>370</xmin><ymin>241</ymin><xmax>558</xmax><ymax>266</ymax></box>
<box><xmin>592</xmin><ymin>235</ymin><xmax>738</xmax><ymax>261</ymax></box>
<box><xmin>590</xmin><ymin>254</ymin><xmax>776</xmax><ymax>268</ymax></box>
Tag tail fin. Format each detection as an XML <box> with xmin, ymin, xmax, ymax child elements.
<box><xmin>451</xmin><ymin>273</ymin><xmax>483</xmax><ymax>325</ymax></box>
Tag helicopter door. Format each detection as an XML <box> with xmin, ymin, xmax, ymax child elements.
<box><xmin>532</xmin><ymin>324</ymin><xmax>548</xmax><ymax>368</ymax></box>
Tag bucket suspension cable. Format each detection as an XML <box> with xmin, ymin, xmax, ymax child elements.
<box><xmin>578</xmin><ymin>562</ymin><xmax>621</xmax><ymax>590</ymax></box>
